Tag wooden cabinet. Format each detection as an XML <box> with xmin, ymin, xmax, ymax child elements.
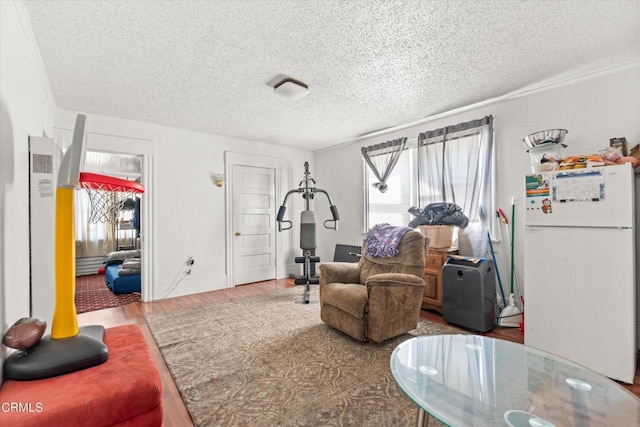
<box><xmin>422</xmin><ymin>246</ymin><xmax>458</xmax><ymax>312</ymax></box>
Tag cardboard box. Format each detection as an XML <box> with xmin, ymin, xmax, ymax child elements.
<box><xmin>610</xmin><ymin>137</ymin><xmax>628</xmax><ymax>156</ymax></box>
<box><xmin>418</xmin><ymin>225</ymin><xmax>453</xmax><ymax>248</ymax></box>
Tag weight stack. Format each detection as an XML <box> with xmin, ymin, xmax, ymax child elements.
<box><xmin>442</xmin><ymin>256</ymin><xmax>496</xmax><ymax>333</ymax></box>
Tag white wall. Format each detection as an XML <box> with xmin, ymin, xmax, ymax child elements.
<box><xmin>1</xmin><ymin>0</ymin><xmax>313</xmax><ymax>371</ymax></box>
<box><xmin>3</xmin><ymin>0</ymin><xmax>638</xmax><ymax>347</ymax></box>
<box><xmin>54</xmin><ymin>110</ymin><xmax>312</xmax><ymax>300</ymax></box>
<box><xmin>312</xmin><ymin>144</ymin><xmax>365</xmax><ymax>259</ymax></box>
<box><xmin>1</xmin><ymin>1</ymin><xmax>56</xmax><ymax>381</ymax></box>
<box><xmin>315</xmin><ymin>64</ymin><xmax>640</xmax><ymax>294</ymax></box>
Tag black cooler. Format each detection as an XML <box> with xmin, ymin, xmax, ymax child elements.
<box><xmin>442</xmin><ymin>256</ymin><xmax>496</xmax><ymax>332</ymax></box>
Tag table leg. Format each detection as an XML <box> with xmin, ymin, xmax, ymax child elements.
<box><xmin>416</xmin><ymin>407</ymin><xmax>430</xmax><ymax>427</ymax></box>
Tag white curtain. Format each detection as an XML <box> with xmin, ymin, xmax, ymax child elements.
<box><xmin>417</xmin><ymin>116</ymin><xmax>494</xmax><ymax>256</ymax></box>
<box><xmin>75</xmin><ymin>190</ymin><xmax>115</xmax><ymax>257</ymax></box>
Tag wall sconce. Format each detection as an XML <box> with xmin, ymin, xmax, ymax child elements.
<box><xmin>212</xmin><ymin>173</ymin><xmax>225</xmax><ymax>188</ymax></box>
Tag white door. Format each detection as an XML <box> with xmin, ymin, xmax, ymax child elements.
<box><xmin>232</xmin><ymin>165</ymin><xmax>276</xmax><ymax>285</ymax></box>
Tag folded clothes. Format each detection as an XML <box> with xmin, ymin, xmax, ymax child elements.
<box><xmin>121</xmin><ymin>257</ymin><xmax>141</xmax><ymax>271</ymax></box>
<box><xmin>118</xmin><ymin>268</ymin><xmax>140</xmax><ymax>277</ymax></box>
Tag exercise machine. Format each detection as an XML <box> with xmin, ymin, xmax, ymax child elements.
<box><xmin>277</xmin><ymin>162</ymin><xmax>339</xmax><ymax>303</ymax></box>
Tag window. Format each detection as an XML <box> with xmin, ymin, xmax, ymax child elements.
<box><xmin>417</xmin><ymin>116</ymin><xmax>495</xmax><ymax>256</ymax></box>
<box><xmin>75</xmin><ymin>190</ymin><xmax>114</xmax><ymax>257</ymax></box>
<box><xmin>364</xmin><ymin>148</ymin><xmax>416</xmax><ymax>229</ymax></box>
<box><xmin>364</xmin><ymin>115</ymin><xmax>495</xmax><ymax>256</ymax></box>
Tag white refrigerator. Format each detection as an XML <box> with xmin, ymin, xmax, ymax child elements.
<box><xmin>523</xmin><ymin>163</ymin><xmax>636</xmax><ymax>384</ymax></box>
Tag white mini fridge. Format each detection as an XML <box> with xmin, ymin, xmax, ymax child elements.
<box><xmin>523</xmin><ymin>163</ymin><xmax>636</xmax><ymax>383</ymax></box>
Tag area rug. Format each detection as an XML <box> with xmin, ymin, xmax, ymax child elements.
<box><xmin>145</xmin><ymin>287</ymin><xmax>463</xmax><ymax>426</ymax></box>
<box><xmin>75</xmin><ymin>274</ymin><xmax>140</xmax><ymax>314</ymax></box>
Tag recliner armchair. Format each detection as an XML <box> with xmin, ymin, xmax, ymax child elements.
<box><xmin>319</xmin><ymin>230</ymin><xmax>429</xmax><ymax>343</ymax></box>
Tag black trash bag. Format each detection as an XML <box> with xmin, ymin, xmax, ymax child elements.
<box><xmin>408</xmin><ymin>203</ymin><xmax>469</xmax><ymax>228</ymax></box>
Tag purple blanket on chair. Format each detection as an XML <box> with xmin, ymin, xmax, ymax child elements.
<box><xmin>364</xmin><ymin>224</ymin><xmax>413</xmax><ymax>258</ymax></box>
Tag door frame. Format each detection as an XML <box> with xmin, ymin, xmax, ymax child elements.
<box><xmin>225</xmin><ymin>151</ymin><xmax>288</xmax><ymax>288</ymax></box>
<box><xmin>83</xmin><ymin>132</ymin><xmax>155</xmax><ymax>302</ymax></box>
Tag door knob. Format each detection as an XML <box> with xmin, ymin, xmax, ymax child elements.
<box><xmin>235</xmin><ymin>232</ymin><xmax>241</xmax><ymax>236</ymax></box>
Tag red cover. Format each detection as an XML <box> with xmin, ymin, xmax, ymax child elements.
<box><xmin>0</xmin><ymin>325</ymin><xmax>163</xmax><ymax>426</ymax></box>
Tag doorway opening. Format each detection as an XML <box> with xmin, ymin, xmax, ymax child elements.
<box><xmin>75</xmin><ymin>151</ymin><xmax>143</xmax><ymax>313</ymax></box>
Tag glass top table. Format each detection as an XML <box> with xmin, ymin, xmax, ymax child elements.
<box><xmin>390</xmin><ymin>335</ymin><xmax>640</xmax><ymax>427</ymax></box>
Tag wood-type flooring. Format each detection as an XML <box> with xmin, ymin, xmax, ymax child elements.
<box><xmin>77</xmin><ymin>278</ymin><xmax>640</xmax><ymax>427</ymax></box>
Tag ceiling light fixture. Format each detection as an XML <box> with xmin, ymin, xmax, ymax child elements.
<box><xmin>273</xmin><ymin>77</ymin><xmax>310</xmax><ymax>100</ymax></box>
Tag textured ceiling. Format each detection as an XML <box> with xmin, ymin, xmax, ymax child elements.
<box><xmin>23</xmin><ymin>0</ymin><xmax>640</xmax><ymax>151</ymax></box>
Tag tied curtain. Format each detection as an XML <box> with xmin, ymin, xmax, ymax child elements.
<box><xmin>361</xmin><ymin>138</ymin><xmax>407</xmax><ymax>193</ymax></box>
<box><xmin>417</xmin><ymin>115</ymin><xmax>494</xmax><ymax>256</ymax></box>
